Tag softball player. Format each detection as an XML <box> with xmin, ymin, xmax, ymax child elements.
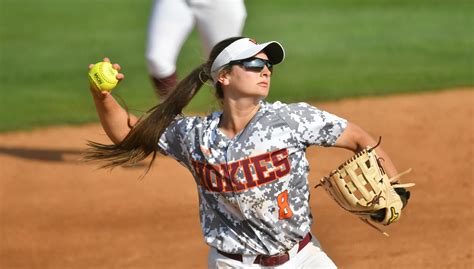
<box><xmin>146</xmin><ymin>0</ymin><xmax>247</xmax><ymax>98</ymax></box>
<box><xmin>87</xmin><ymin>37</ymin><xmax>401</xmax><ymax>268</ymax></box>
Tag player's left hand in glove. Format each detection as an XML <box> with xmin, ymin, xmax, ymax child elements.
<box><xmin>315</xmin><ymin>139</ymin><xmax>415</xmax><ymax>236</ymax></box>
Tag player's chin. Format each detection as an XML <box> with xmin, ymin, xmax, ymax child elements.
<box><xmin>255</xmin><ymin>91</ymin><xmax>269</xmax><ymax>99</ymax></box>
<box><xmin>255</xmin><ymin>86</ymin><xmax>270</xmax><ymax>97</ymax></box>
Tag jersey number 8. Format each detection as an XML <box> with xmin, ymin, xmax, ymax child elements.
<box><xmin>278</xmin><ymin>190</ymin><xmax>293</xmax><ymax>220</ymax></box>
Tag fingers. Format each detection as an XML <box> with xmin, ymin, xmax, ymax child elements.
<box><xmin>112</xmin><ymin>63</ymin><xmax>124</xmax><ymax>80</ymax></box>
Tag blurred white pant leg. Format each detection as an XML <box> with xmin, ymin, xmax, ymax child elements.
<box><xmin>146</xmin><ymin>0</ymin><xmax>195</xmax><ymax>78</ymax></box>
<box><xmin>193</xmin><ymin>0</ymin><xmax>247</xmax><ymax>56</ymax></box>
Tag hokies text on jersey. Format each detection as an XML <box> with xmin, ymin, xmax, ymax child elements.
<box><xmin>191</xmin><ymin>148</ymin><xmax>291</xmax><ymax>193</ymax></box>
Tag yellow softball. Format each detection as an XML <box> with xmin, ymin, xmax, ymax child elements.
<box><xmin>88</xmin><ymin>61</ymin><xmax>119</xmax><ymax>92</ymax></box>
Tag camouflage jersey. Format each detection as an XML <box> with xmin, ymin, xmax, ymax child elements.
<box><xmin>158</xmin><ymin>101</ymin><xmax>347</xmax><ymax>255</ymax></box>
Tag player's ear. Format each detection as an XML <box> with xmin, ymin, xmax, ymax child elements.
<box><xmin>217</xmin><ymin>69</ymin><xmax>231</xmax><ymax>86</ymax></box>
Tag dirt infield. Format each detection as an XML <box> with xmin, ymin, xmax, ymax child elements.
<box><xmin>1</xmin><ymin>88</ymin><xmax>472</xmax><ymax>269</ymax></box>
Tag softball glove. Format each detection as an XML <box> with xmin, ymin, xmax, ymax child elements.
<box><xmin>315</xmin><ymin>138</ymin><xmax>414</xmax><ymax>236</ymax></box>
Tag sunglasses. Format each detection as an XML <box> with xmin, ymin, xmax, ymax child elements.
<box><xmin>229</xmin><ymin>57</ymin><xmax>273</xmax><ymax>73</ymax></box>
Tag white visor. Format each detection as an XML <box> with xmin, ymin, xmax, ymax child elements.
<box><xmin>210</xmin><ymin>38</ymin><xmax>285</xmax><ymax>83</ymax></box>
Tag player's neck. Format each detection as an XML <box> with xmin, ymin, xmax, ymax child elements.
<box><xmin>219</xmin><ymin>98</ymin><xmax>261</xmax><ymax>139</ymax></box>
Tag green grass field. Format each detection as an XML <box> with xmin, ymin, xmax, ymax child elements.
<box><xmin>0</xmin><ymin>0</ymin><xmax>472</xmax><ymax>132</ymax></box>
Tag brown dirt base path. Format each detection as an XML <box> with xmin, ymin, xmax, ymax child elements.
<box><xmin>1</xmin><ymin>88</ymin><xmax>473</xmax><ymax>269</ymax></box>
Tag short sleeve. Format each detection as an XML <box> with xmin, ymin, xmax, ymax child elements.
<box><xmin>278</xmin><ymin>102</ymin><xmax>347</xmax><ymax>146</ymax></box>
<box><xmin>158</xmin><ymin>116</ymin><xmax>198</xmax><ymax>166</ymax></box>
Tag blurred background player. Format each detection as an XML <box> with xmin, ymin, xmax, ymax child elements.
<box><xmin>145</xmin><ymin>0</ymin><xmax>247</xmax><ymax>99</ymax></box>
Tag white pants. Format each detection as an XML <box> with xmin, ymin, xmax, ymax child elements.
<box><xmin>208</xmin><ymin>237</ymin><xmax>337</xmax><ymax>269</ymax></box>
<box><xmin>146</xmin><ymin>0</ymin><xmax>247</xmax><ymax>78</ymax></box>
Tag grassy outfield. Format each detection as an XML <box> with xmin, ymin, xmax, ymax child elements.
<box><xmin>0</xmin><ymin>0</ymin><xmax>472</xmax><ymax>132</ymax></box>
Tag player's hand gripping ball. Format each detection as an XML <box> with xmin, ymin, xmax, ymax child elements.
<box><xmin>88</xmin><ymin>61</ymin><xmax>119</xmax><ymax>92</ymax></box>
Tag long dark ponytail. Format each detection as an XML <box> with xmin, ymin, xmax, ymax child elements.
<box><xmin>84</xmin><ymin>37</ymin><xmax>243</xmax><ymax>172</ymax></box>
